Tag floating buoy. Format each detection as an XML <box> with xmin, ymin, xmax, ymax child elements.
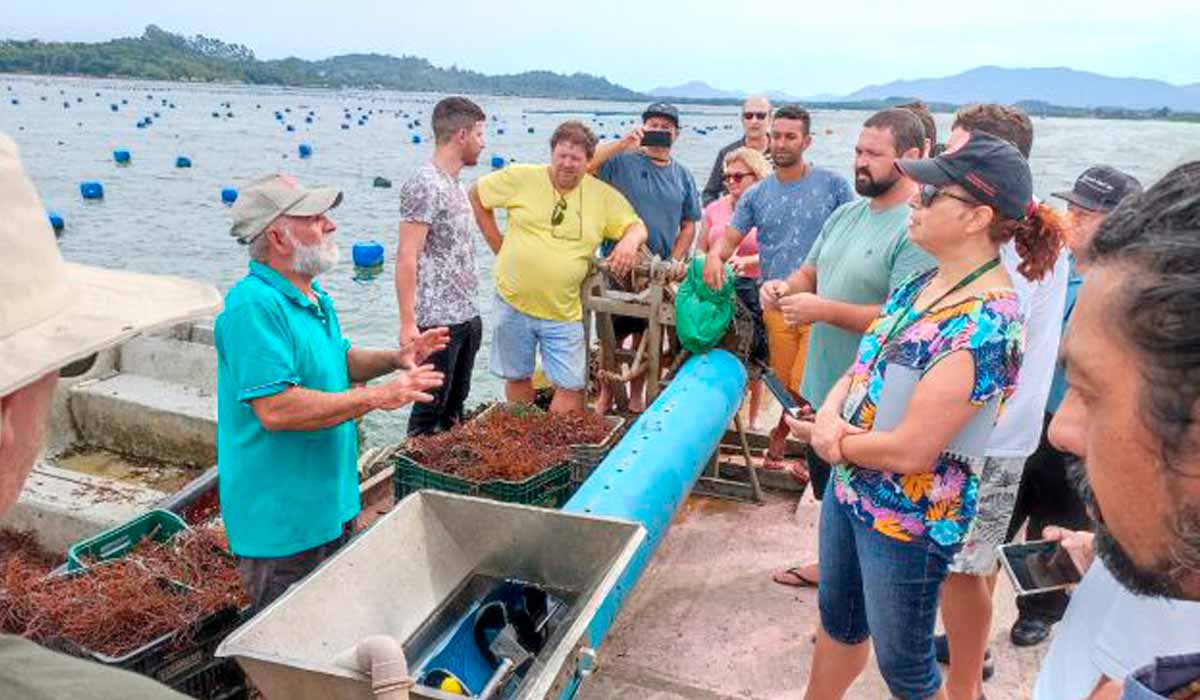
<box><xmin>305</xmin><ymin>116</ymin><xmax>313</xmax><ymax>124</ymax></box>
<box><xmin>284</xmin><ymin>107</ymin><xmax>291</xmax><ymax>113</ymax></box>
<box><xmin>10</xmin><ymin>98</ymin><xmax>18</xmax><ymax>105</ymax></box>
<box><xmin>490</xmin><ymin>155</ymin><xmax>506</xmax><ymax>169</ymax></box>
<box><xmin>112</xmin><ymin>149</ymin><xmax>131</xmax><ymax>165</ymax></box>
<box><xmin>352</xmin><ymin>241</ymin><xmax>385</xmax><ymax>268</ymax></box>
<box><xmin>143</xmin><ymin>116</ymin><xmax>153</xmax><ymax>125</ymax></box>
<box><xmin>372</xmin><ymin>176</ymin><xmax>392</xmax><ymax>188</ymax></box>
<box><xmin>226</xmin><ymin>111</ymin><xmax>234</xmax><ymax>118</ymax></box>
<box><xmin>121</xmin><ymin>98</ymin><xmax>128</xmax><ymax>104</ymax></box>
<box><xmin>340</xmin><ymin>123</ymin><xmax>350</xmax><ymax>130</ymax></box>
<box><xmin>110</xmin><ymin>103</ymin><xmax>118</xmax><ymax>112</ymax></box>
<box><xmin>221</xmin><ymin>187</ymin><xmax>238</xmax><ymax>205</ymax></box>
<box><xmin>212</xmin><ymin>112</ymin><xmax>220</xmax><ymax>118</ymax></box>
<box><xmin>411</xmin><ymin>134</ymin><xmax>422</xmax><ymax>144</ymax></box>
<box><xmin>76</xmin><ymin>97</ymin><xmax>82</xmax><ymax>103</ymax></box>
<box><xmin>285</xmin><ymin>124</ymin><xmax>295</xmax><ymax>132</ymax></box>
<box><xmin>175</xmin><ymin>156</ymin><xmax>192</xmax><ymax>168</ymax></box>
<box><xmin>168</xmin><ymin>103</ymin><xmax>175</xmax><ymax>109</ymax></box>
<box><xmin>497</xmin><ymin>128</ymin><xmax>505</xmax><ymax>135</ymax></box>
<box><xmin>47</xmin><ymin>212</ymin><xmax>65</xmax><ymax>235</ymax></box>
<box><xmin>527</xmin><ymin>126</ymin><xmax>534</xmax><ymax>133</ymax></box>
<box><xmin>62</xmin><ymin>101</ymin><xmax>70</xmax><ymax>109</ymax></box>
<box><xmin>80</xmin><ymin>181</ymin><xmax>105</xmax><ymax>200</ymax></box>
<box><xmin>136</xmin><ymin>120</ymin><xmax>146</xmax><ymax>129</ymax></box>
<box><xmin>298</xmin><ymin>143</ymin><xmax>312</xmax><ymax>158</ymax></box>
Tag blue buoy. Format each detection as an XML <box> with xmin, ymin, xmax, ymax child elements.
<box><xmin>143</xmin><ymin>116</ymin><xmax>153</xmax><ymax>125</ymax></box>
<box><xmin>110</xmin><ymin>103</ymin><xmax>118</xmax><ymax>112</ymax></box>
<box><xmin>212</xmin><ymin>112</ymin><xmax>220</xmax><ymax>118</ymax></box>
<box><xmin>121</xmin><ymin>98</ymin><xmax>128</xmax><ymax>104</ymax></box>
<box><xmin>136</xmin><ymin>120</ymin><xmax>146</xmax><ymax>129</ymax></box>
<box><xmin>341</xmin><ymin>123</ymin><xmax>350</xmax><ymax>130</ymax></box>
<box><xmin>175</xmin><ymin>156</ymin><xmax>192</xmax><ymax>168</ymax></box>
<box><xmin>497</xmin><ymin>128</ymin><xmax>505</xmax><ymax>135</ymax></box>
<box><xmin>80</xmin><ymin>181</ymin><xmax>104</xmax><ymax>200</ymax></box>
<box><xmin>490</xmin><ymin>155</ymin><xmax>506</xmax><ymax>169</ymax></box>
<box><xmin>298</xmin><ymin>143</ymin><xmax>312</xmax><ymax>158</ymax></box>
<box><xmin>285</xmin><ymin>124</ymin><xmax>295</xmax><ymax>132</ymax></box>
<box><xmin>352</xmin><ymin>241</ymin><xmax>385</xmax><ymax>268</ymax></box>
<box><xmin>305</xmin><ymin>116</ymin><xmax>313</xmax><ymax>124</ymax></box>
<box><xmin>221</xmin><ymin>187</ymin><xmax>238</xmax><ymax>205</ymax></box>
<box><xmin>113</xmin><ymin>149</ymin><xmax>131</xmax><ymax>165</ymax></box>
<box><xmin>48</xmin><ymin>212</ymin><xmax>65</xmax><ymax>234</ymax></box>
<box><xmin>9</xmin><ymin>98</ymin><xmax>19</xmax><ymax>105</ymax></box>
<box><xmin>411</xmin><ymin>134</ymin><xmax>422</xmax><ymax>144</ymax></box>
<box><xmin>527</xmin><ymin>126</ymin><xmax>534</xmax><ymax>133</ymax></box>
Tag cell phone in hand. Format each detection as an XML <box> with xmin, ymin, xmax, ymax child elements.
<box><xmin>640</xmin><ymin>130</ymin><xmax>672</xmax><ymax>148</ymax></box>
<box><xmin>998</xmin><ymin>540</ymin><xmax>1083</xmax><ymax>595</ymax></box>
<box><xmin>762</xmin><ymin>370</ymin><xmax>802</xmax><ymax>418</ymax></box>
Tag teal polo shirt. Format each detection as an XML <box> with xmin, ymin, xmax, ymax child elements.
<box><xmin>215</xmin><ymin>261</ymin><xmax>360</xmax><ymax>558</ymax></box>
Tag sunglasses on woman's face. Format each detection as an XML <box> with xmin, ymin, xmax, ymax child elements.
<box><xmin>918</xmin><ymin>183</ymin><xmax>978</xmax><ymax>208</ymax></box>
<box><xmin>723</xmin><ymin>172</ymin><xmax>754</xmax><ymax>184</ymax></box>
<box><xmin>743</xmin><ymin>111</ymin><xmax>769</xmax><ymax>121</ymax></box>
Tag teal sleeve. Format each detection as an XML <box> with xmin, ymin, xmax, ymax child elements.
<box><xmin>217</xmin><ymin>302</ymin><xmax>300</xmax><ymax>404</ymax></box>
<box><xmin>887</xmin><ymin>231</ymin><xmax>937</xmax><ymax>292</ymax></box>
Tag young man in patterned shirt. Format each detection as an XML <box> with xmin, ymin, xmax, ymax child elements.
<box><xmin>397</xmin><ymin>97</ymin><xmax>487</xmax><ymax>436</ymax></box>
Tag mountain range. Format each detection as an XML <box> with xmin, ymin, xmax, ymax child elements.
<box><xmin>651</xmin><ymin>67</ymin><xmax>1200</xmax><ymax>111</ymax></box>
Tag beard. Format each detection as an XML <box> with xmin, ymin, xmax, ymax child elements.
<box><xmin>772</xmin><ymin>149</ymin><xmax>798</xmax><ymax>167</ymax></box>
<box><xmin>286</xmin><ymin>227</ymin><xmax>340</xmax><ymax>276</ymax></box>
<box><xmin>1069</xmin><ymin>458</ymin><xmax>1196</xmax><ymax>598</ymax></box>
<box><xmin>855</xmin><ymin>169</ymin><xmax>899</xmax><ymax>198</ymax></box>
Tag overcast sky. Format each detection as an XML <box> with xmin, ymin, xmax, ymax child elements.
<box><xmin>7</xmin><ymin>1</ymin><xmax>1200</xmax><ymax>96</ymax></box>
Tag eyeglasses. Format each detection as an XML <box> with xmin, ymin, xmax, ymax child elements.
<box><xmin>723</xmin><ymin>172</ymin><xmax>754</xmax><ymax>184</ymax></box>
<box><xmin>551</xmin><ymin>195</ymin><xmax>567</xmax><ymax>226</ymax></box>
<box><xmin>551</xmin><ymin>190</ymin><xmax>583</xmax><ymax>240</ymax></box>
<box><xmin>918</xmin><ymin>184</ymin><xmax>979</xmax><ymax>209</ymax></box>
<box><xmin>743</xmin><ymin>111</ymin><xmax>769</xmax><ymax>121</ymax></box>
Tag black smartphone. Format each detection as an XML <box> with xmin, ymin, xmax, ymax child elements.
<box><xmin>998</xmin><ymin>540</ymin><xmax>1083</xmax><ymax>595</ymax></box>
<box><xmin>762</xmin><ymin>370</ymin><xmax>802</xmax><ymax>418</ymax></box>
<box><xmin>640</xmin><ymin>130</ymin><xmax>672</xmax><ymax>148</ymax></box>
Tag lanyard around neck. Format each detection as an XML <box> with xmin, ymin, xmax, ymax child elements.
<box><xmin>878</xmin><ymin>257</ymin><xmax>1001</xmax><ymax>350</ymax></box>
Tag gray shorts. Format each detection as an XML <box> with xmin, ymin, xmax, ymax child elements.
<box><xmin>949</xmin><ymin>456</ymin><xmax>1026</xmax><ymax>575</ymax></box>
<box><xmin>236</xmin><ymin>520</ymin><xmax>354</xmax><ymax>614</ymax></box>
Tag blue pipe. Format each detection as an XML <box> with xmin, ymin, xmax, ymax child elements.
<box><xmin>559</xmin><ymin>349</ymin><xmax>746</xmax><ymax>698</ymax></box>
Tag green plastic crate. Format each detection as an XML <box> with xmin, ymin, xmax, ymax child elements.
<box><xmin>569</xmin><ymin>414</ymin><xmax>627</xmax><ymax>487</ymax></box>
<box><xmin>392</xmin><ymin>454</ymin><xmax>572</xmax><ymax>508</ymax></box>
<box><xmin>66</xmin><ymin>509</ymin><xmax>189</xmax><ymax>572</ymax></box>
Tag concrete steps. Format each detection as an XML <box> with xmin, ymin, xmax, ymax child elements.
<box><xmin>70</xmin><ymin>372</ymin><xmax>216</xmax><ymax>468</ymax></box>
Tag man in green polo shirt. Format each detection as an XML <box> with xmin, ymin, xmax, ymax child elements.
<box><xmin>767</xmin><ymin>109</ymin><xmax>934</xmax><ymax>588</ymax></box>
<box><xmin>216</xmin><ymin>174</ymin><xmax>447</xmax><ymax>612</ymax></box>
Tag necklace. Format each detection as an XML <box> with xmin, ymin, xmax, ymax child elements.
<box><xmin>878</xmin><ymin>257</ymin><xmax>1001</xmax><ymax>350</ymax></box>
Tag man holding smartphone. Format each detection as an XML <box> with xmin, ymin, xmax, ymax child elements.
<box><xmin>702</xmin><ymin>95</ymin><xmax>774</xmax><ymax>206</ymax></box>
<box><xmin>589</xmin><ymin>102</ymin><xmax>701</xmax><ymax>411</ymax></box>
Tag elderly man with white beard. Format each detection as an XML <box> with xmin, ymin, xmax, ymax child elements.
<box><xmin>218</xmin><ymin>174</ymin><xmax>448</xmax><ymax>613</ymax></box>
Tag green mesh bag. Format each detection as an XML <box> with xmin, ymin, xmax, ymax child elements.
<box><xmin>675</xmin><ymin>255</ymin><xmax>735</xmax><ymax>354</ymax></box>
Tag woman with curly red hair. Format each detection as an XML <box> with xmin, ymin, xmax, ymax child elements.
<box><xmin>793</xmin><ymin>130</ymin><xmax>1065</xmax><ymax>700</ymax></box>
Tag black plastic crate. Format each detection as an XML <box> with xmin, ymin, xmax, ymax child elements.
<box><xmin>170</xmin><ymin>657</ymin><xmax>248</xmax><ymax>699</ymax></box>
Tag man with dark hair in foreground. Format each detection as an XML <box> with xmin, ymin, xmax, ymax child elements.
<box><xmin>1040</xmin><ymin>161</ymin><xmax>1200</xmax><ymax>699</ymax></box>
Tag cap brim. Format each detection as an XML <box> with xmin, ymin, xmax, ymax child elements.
<box><xmin>1050</xmin><ymin>190</ymin><xmax>1103</xmax><ymax>211</ymax></box>
<box><xmin>895</xmin><ymin>158</ymin><xmax>956</xmax><ymax>187</ymax></box>
<box><xmin>0</xmin><ymin>264</ymin><xmax>221</xmax><ymax>396</ymax></box>
<box><xmin>285</xmin><ymin>188</ymin><xmax>342</xmax><ymax>217</ymax></box>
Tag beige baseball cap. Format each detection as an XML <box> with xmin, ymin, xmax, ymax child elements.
<box><xmin>229</xmin><ymin>173</ymin><xmax>343</xmax><ymax>244</ymax></box>
<box><xmin>0</xmin><ymin>132</ymin><xmax>222</xmax><ymax>397</ymax></box>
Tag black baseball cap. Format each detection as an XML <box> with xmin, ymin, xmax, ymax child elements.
<box><xmin>896</xmin><ymin>130</ymin><xmax>1033</xmax><ymax>221</ymax></box>
<box><xmin>642</xmin><ymin>102</ymin><xmax>680</xmax><ymax>128</ymax></box>
<box><xmin>1051</xmin><ymin>165</ymin><xmax>1142</xmax><ymax>213</ymax></box>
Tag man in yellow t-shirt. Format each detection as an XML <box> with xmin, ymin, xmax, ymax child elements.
<box><xmin>469</xmin><ymin>120</ymin><xmax>647</xmax><ymax>412</ymax></box>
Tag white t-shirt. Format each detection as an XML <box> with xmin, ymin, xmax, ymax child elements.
<box><xmin>1035</xmin><ymin>559</ymin><xmax>1200</xmax><ymax>700</ymax></box>
<box><xmin>986</xmin><ymin>241</ymin><xmax>1069</xmax><ymax>458</ymax></box>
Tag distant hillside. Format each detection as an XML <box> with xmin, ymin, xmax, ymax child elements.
<box><xmin>0</xmin><ymin>25</ymin><xmax>645</xmax><ymax>101</ymax></box>
<box><xmin>842</xmin><ymin>66</ymin><xmax>1200</xmax><ymax>111</ymax></box>
<box><xmin>649</xmin><ymin>81</ymin><xmax>744</xmax><ymax>100</ymax></box>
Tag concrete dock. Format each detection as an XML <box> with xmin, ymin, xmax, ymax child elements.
<box><xmin>579</xmin><ymin>490</ymin><xmax>1048</xmax><ymax>699</ymax></box>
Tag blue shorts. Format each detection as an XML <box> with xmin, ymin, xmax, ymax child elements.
<box><xmin>818</xmin><ymin>478</ymin><xmax>958</xmax><ymax>700</ymax></box>
<box><xmin>490</xmin><ymin>294</ymin><xmax>586</xmax><ymax>391</ymax></box>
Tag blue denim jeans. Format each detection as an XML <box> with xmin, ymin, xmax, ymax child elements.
<box><xmin>818</xmin><ymin>479</ymin><xmax>958</xmax><ymax>700</ymax></box>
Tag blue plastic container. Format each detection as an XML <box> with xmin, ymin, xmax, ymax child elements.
<box><xmin>47</xmin><ymin>212</ymin><xmax>65</xmax><ymax>233</ymax></box>
<box><xmin>112</xmin><ymin>149</ymin><xmax>131</xmax><ymax>165</ymax></box>
<box><xmin>175</xmin><ymin>156</ymin><xmax>192</xmax><ymax>168</ymax></box>
<box><xmin>220</xmin><ymin>187</ymin><xmax>238</xmax><ymax>205</ymax></box>
<box><xmin>411</xmin><ymin>134</ymin><xmax>422</xmax><ymax>144</ymax></box>
<box><xmin>298</xmin><ymin>143</ymin><xmax>312</xmax><ymax>159</ymax></box>
<box><xmin>352</xmin><ymin>241</ymin><xmax>385</xmax><ymax>268</ymax></box>
<box><xmin>490</xmin><ymin>155</ymin><xmax>506</xmax><ymax>169</ymax></box>
<box><xmin>80</xmin><ymin>181</ymin><xmax>104</xmax><ymax>200</ymax></box>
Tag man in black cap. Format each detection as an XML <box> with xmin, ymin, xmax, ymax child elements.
<box><xmin>1003</xmin><ymin>164</ymin><xmax>1143</xmax><ymax>650</ymax></box>
<box><xmin>589</xmin><ymin>101</ymin><xmax>701</xmax><ymax>411</ymax></box>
